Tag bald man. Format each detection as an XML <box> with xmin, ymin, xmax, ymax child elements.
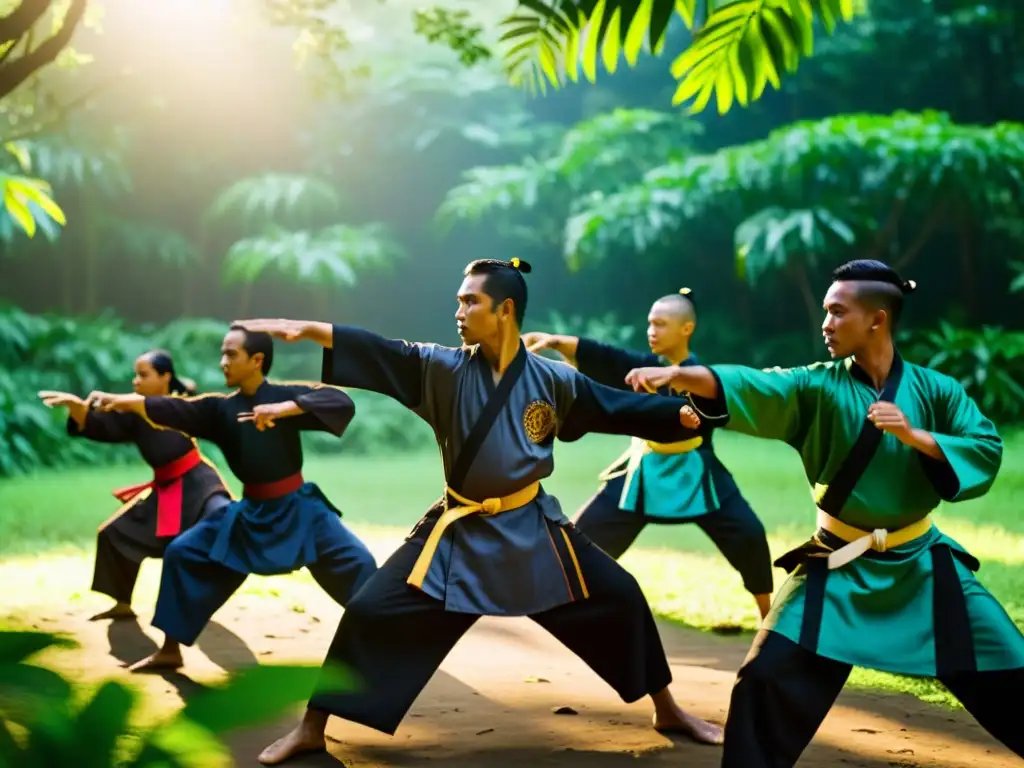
<box><xmin>524</xmin><ymin>289</ymin><xmax>773</xmax><ymax>622</ymax></box>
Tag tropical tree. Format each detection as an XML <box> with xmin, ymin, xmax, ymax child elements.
<box><xmin>0</xmin><ymin>0</ymin><xmax>89</xmax><ymax>104</ymax></box>
<box><xmin>205</xmin><ymin>172</ymin><xmax>402</xmax><ymax>316</ymax></box>
<box><xmin>482</xmin><ymin>0</ymin><xmax>864</xmax><ymax>114</ymax></box>
<box><xmin>565</xmin><ymin>112</ymin><xmax>1024</xmax><ymax>301</ymax></box>
<box><xmin>5</xmin><ymin>131</ymin><xmax>133</xmax><ymax>312</ymax></box>
<box><xmin>734</xmin><ymin>205</ymin><xmax>859</xmax><ymax>343</ymax></box>
<box><xmin>0</xmin><ymin>141</ymin><xmax>66</xmax><ymax>243</ymax></box>
<box><xmin>438</xmin><ymin>107</ymin><xmax>702</xmax><ymax>260</ymax></box>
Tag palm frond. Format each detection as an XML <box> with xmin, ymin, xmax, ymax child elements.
<box><xmin>499</xmin><ymin>0</ymin><xmax>864</xmax><ymax>113</ymax></box>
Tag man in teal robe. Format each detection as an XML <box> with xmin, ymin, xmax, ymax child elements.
<box><xmin>624</xmin><ymin>259</ymin><xmax>1023</xmax><ymax>765</ymax></box>
<box><xmin>523</xmin><ymin>288</ymin><xmax>772</xmax><ymax>621</ymax></box>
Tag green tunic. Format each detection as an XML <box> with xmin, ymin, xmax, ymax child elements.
<box><xmin>712</xmin><ymin>355</ymin><xmax>1024</xmax><ymax>676</ymax></box>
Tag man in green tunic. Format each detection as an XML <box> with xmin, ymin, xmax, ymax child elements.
<box><xmin>624</xmin><ymin>259</ymin><xmax>1023</xmax><ymax>765</ymax></box>
<box><xmin>522</xmin><ymin>288</ymin><xmax>773</xmax><ymax>621</ymax></box>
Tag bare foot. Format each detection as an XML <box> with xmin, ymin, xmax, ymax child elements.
<box><xmin>652</xmin><ymin>710</ymin><xmax>724</xmax><ymax>745</ymax></box>
<box><xmin>127</xmin><ymin>648</ymin><xmax>183</xmax><ymax>673</ymax></box>
<box><xmin>89</xmin><ymin>603</ymin><xmax>136</xmax><ymax>621</ymax></box>
<box><xmin>258</xmin><ymin>725</ymin><xmax>327</xmax><ymax>765</ymax></box>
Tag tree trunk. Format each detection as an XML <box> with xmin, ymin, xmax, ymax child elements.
<box><xmin>237</xmin><ymin>282</ymin><xmax>252</xmax><ymax>318</ymax></box>
<box><xmin>83</xmin><ymin>207</ymin><xmax>98</xmax><ymax>315</ymax></box>
<box><xmin>184</xmin><ymin>226</ymin><xmax>207</xmax><ymax>316</ymax></box>
<box><xmin>791</xmin><ymin>260</ymin><xmax>821</xmax><ymax>354</ymax></box>
<box><xmin>313</xmin><ymin>286</ymin><xmax>330</xmax><ymax>321</ymax></box>
<box><xmin>60</xmin><ymin>248</ymin><xmax>73</xmax><ymax>313</ymax></box>
<box><xmin>894</xmin><ymin>201</ymin><xmax>946</xmax><ymax>272</ymax></box>
<box><xmin>956</xmin><ymin>211</ymin><xmax>977</xmax><ymax>321</ymax></box>
<box><xmin>869</xmin><ymin>197</ymin><xmax>906</xmax><ymax>260</ymax></box>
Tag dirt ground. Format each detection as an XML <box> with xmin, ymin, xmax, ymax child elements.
<box><xmin>5</xmin><ymin>542</ymin><xmax>1020</xmax><ymax>768</ymax></box>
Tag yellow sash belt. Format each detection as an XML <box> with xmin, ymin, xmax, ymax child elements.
<box><xmin>816</xmin><ymin>509</ymin><xmax>933</xmax><ymax>570</ymax></box>
<box><xmin>407</xmin><ymin>481</ymin><xmax>541</xmax><ymax>588</ymax></box>
<box><xmin>597</xmin><ymin>435</ymin><xmax>704</xmax><ymax>482</ymax></box>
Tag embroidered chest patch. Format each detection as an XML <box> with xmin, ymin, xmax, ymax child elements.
<box><xmin>523</xmin><ymin>400</ymin><xmax>557</xmax><ymax>444</ymax></box>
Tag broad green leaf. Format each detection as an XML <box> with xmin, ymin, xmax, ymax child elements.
<box><xmin>601</xmin><ymin>5</ymin><xmax>622</xmax><ymax>74</ymax></box>
<box><xmin>0</xmin><ymin>663</ymin><xmax>74</xmax><ymax>724</ymax></box>
<box><xmin>0</xmin><ymin>631</ymin><xmax>75</xmax><ymax>665</ymax></box>
<box><xmin>73</xmin><ymin>681</ymin><xmax>137</xmax><ymax>768</ymax></box>
<box><xmin>4</xmin><ymin>142</ymin><xmax>32</xmax><ymax>172</ymax></box>
<box><xmin>11</xmin><ymin>179</ymin><xmax>67</xmax><ymax>225</ymax></box>
<box><xmin>624</xmin><ymin>0</ymin><xmax>654</xmax><ymax>65</ymax></box>
<box><xmin>131</xmin><ymin>718</ymin><xmax>225</xmax><ymax>768</ymax></box>
<box><xmin>675</xmin><ymin>0</ymin><xmax>696</xmax><ymax>28</ymax></box>
<box><xmin>181</xmin><ymin>663</ymin><xmax>355</xmax><ymax>735</ymax></box>
<box><xmin>581</xmin><ymin>0</ymin><xmax>607</xmax><ymax>82</ymax></box>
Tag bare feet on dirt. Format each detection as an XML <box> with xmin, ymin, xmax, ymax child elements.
<box><xmin>89</xmin><ymin>603</ymin><xmax>136</xmax><ymax>621</ymax></box>
<box><xmin>258</xmin><ymin>710</ymin><xmax>329</xmax><ymax>765</ymax></box>
<box><xmin>652</xmin><ymin>709</ymin><xmax>724</xmax><ymax>745</ymax></box>
<box><xmin>127</xmin><ymin>646</ymin><xmax>183</xmax><ymax>673</ymax></box>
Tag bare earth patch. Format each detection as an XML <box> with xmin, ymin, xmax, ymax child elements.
<box><xmin>1</xmin><ymin>536</ymin><xmax>1019</xmax><ymax>767</ymax></box>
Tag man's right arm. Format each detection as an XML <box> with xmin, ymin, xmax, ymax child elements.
<box><xmin>91</xmin><ymin>392</ymin><xmax>221</xmax><ymax>442</ymax></box>
<box><xmin>627</xmin><ymin>362</ymin><xmax>817</xmax><ymax>445</ymax></box>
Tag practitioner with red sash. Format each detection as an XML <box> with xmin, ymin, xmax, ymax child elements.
<box><xmin>39</xmin><ymin>350</ymin><xmax>232</xmax><ymax>622</ymax></box>
<box><xmin>89</xmin><ymin>326</ymin><xmax>378</xmax><ymax>672</ymax></box>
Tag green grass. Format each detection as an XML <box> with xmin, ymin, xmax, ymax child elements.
<box><xmin>2</xmin><ymin>430</ymin><xmax>1022</xmax><ymax>708</ymax></box>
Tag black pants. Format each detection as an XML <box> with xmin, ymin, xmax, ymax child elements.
<box><xmin>308</xmin><ymin>521</ymin><xmax>673</xmax><ymax>735</ymax></box>
<box><xmin>722</xmin><ymin>629</ymin><xmax>1024</xmax><ymax>767</ymax></box>
<box><xmin>574</xmin><ymin>476</ymin><xmax>774</xmax><ymax>595</ymax></box>
<box><xmin>91</xmin><ymin>492</ymin><xmax>231</xmax><ymax>604</ymax></box>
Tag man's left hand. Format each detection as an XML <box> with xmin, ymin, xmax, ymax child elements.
<box><xmin>868</xmin><ymin>401</ymin><xmax>914</xmax><ymax>443</ymax></box>
<box><xmin>238</xmin><ymin>401</ymin><xmax>302</xmax><ymax>431</ymax></box>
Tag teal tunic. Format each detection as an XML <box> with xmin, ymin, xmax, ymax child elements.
<box><xmin>711</xmin><ymin>355</ymin><xmax>1024</xmax><ymax>676</ymax></box>
<box><xmin>575</xmin><ymin>338</ymin><xmax>734</xmax><ymax>520</ymax></box>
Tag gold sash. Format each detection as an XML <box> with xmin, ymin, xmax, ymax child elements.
<box><xmin>816</xmin><ymin>509</ymin><xmax>933</xmax><ymax>570</ymax></box>
<box><xmin>597</xmin><ymin>435</ymin><xmax>704</xmax><ymax>482</ymax></box>
<box><xmin>407</xmin><ymin>482</ymin><xmax>542</xmax><ymax>588</ymax></box>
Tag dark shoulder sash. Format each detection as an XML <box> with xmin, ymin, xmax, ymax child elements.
<box><xmin>817</xmin><ymin>353</ymin><xmax>905</xmax><ymax>518</ymax></box>
<box><xmin>447</xmin><ymin>344</ymin><xmax>529</xmax><ymax>492</ymax></box>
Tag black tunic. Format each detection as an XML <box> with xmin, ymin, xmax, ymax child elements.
<box><xmin>68</xmin><ymin>410</ymin><xmax>229</xmax><ymax>555</ymax></box>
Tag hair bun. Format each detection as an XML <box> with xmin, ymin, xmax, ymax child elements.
<box><xmin>679</xmin><ymin>287</ymin><xmax>692</xmax><ymax>296</ymax></box>
<box><xmin>509</xmin><ymin>257</ymin><xmax>532</xmax><ymax>274</ymax></box>
<box><xmin>902</xmin><ymin>279</ymin><xmax>917</xmax><ymax>294</ymax></box>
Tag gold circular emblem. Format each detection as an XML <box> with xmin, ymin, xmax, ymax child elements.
<box><xmin>523</xmin><ymin>400</ymin><xmax>556</xmax><ymax>444</ymax></box>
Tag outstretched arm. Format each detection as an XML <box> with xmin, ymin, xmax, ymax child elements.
<box><xmin>571</xmin><ymin>338</ymin><xmax>660</xmax><ymax>390</ymax></box>
<box><xmin>40</xmin><ymin>390</ymin><xmax>137</xmax><ymax>441</ymax></box>
<box><xmin>625</xmin><ymin>364</ymin><xmax>720</xmax><ymax>399</ymax></box>
<box><xmin>234</xmin><ymin>319</ymin><xmax>429</xmax><ymax>409</ymax></box>
<box><xmin>557</xmin><ymin>374</ymin><xmax>705</xmax><ymax>444</ymax></box>
<box><xmin>89</xmin><ymin>392</ymin><xmax>221</xmax><ymax>442</ymax></box>
<box><xmin>628</xmin><ymin>362</ymin><xmax>820</xmax><ymax>446</ymax></box>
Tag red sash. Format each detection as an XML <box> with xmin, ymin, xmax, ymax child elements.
<box><xmin>111</xmin><ymin>448</ymin><xmax>202</xmax><ymax>537</ymax></box>
<box><xmin>243</xmin><ymin>472</ymin><xmax>304</xmax><ymax>501</ymax></box>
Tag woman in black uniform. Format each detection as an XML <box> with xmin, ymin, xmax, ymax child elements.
<box><xmin>39</xmin><ymin>349</ymin><xmax>232</xmax><ymax>621</ymax></box>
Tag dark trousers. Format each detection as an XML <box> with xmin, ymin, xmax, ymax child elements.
<box><xmin>574</xmin><ymin>478</ymin><xmax>774</xmax><ymax>595</ymax></box>
<box><xmin>722</xmin><ymin>629</ymin><xmax>1024</xmax><ymax>767</ymax></box>
<box><xmin>91</xmin><ymin>492</ymin><xmax>229</xmax><ymax>604</ymax></box>
<box><xmin>152</xmin><ymin>504</ymin><xmax>377</xmax><ymax>646</ymax></box>
<box><xmin>308</xmin><ymin>522</ymin><xmax>673</xmax><ymax>735</ymax></box>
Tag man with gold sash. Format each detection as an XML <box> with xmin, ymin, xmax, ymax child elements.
<box><xmin>240</xmin><ymin>258</ymin><xmax>724</xmax><ymax>765</ymax></box>
<box><xmin>523</xmin><ymin>288</ymin><xmax>773</xmax><ymax>622</ymax></box>
<box><xmin>625</xmin><ymin>260</ymin><xmax>1024</xmax><ymax>765</ymax></box>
